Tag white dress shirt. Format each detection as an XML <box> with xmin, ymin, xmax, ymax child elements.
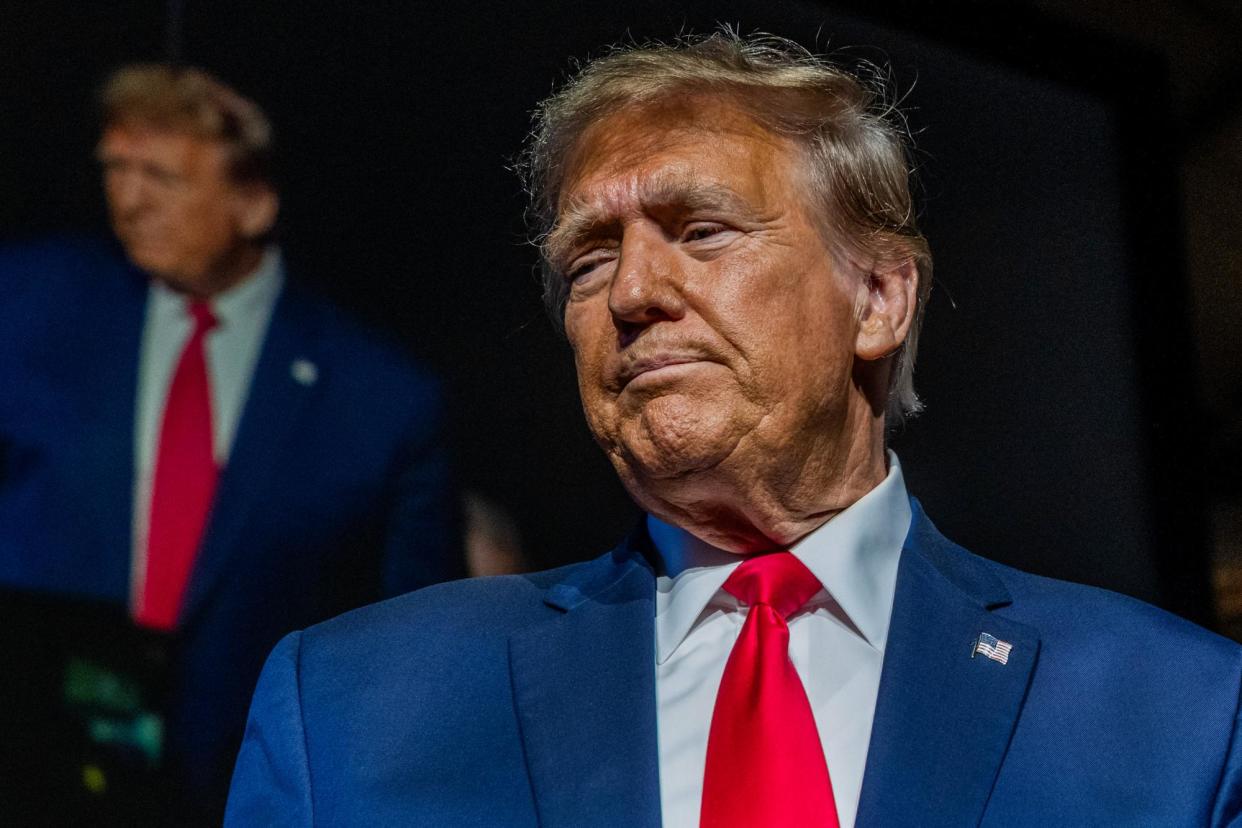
<box><xmin>129</xmin><ymin>247</ymin><xmax>284</xmax><ymax>607</ymax></box>
<box><xmin>652</xmin><ymin>452</ymin><xmax>912</xmax><ymax>828</ymax></box>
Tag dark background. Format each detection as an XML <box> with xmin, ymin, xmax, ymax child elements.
<box><xmin>3</xmin><ymin>0</ymin><xmax>1238</xmax><ymax>629</ymax></box>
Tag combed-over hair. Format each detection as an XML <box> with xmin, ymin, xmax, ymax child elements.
<box><xmin>519</xmin><ymin>30</ymin><xmax>933</xmax><ymax>424</ymax></box>
<box><xmin>100</xmin><ymin>64</ymin><xmax>275</xmax><ymax>187</ymax></box>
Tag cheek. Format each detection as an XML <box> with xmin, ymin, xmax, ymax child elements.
<box><xmin>714</xmin><ymin>258</ymin><xmax>859</xmax><ymax>385</ymax></box>
<box><xmin>786</xmin><ymin>290</ymin><xmax>858</xmax><ymax>381</ymax></box>
<box><xmin>566</xmin><ymin>312</ymin><xmax>605</xmax><ymax>395</ymax></box>
<box><xmin>176</xmin><ymin>197</ymin><xmax>238</xmax><ymax>251</ymax></box>
<box><xmin>102</xmin><ymin>181</ymin><xmax>121</xmax><ymax>211</ymax></box>
<box><xmin>566</xmin><ymin>307</ymin><xmax>624</xmax><ymax>434</ymax></box>
<box><xmin>565</xmin><ymin>302</ymin><xmax>610</xmax><ymax>372</ymax></box>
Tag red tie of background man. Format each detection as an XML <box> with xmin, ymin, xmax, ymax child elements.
<box><xmin>700</xmin><ymin>551</ymin><xmax>841</xmax><ymax>828</ymax></box>
<box><xmin>136</xmin><ymin>300</ymin><xmax>219</xmax><ymax>631</ymax></box>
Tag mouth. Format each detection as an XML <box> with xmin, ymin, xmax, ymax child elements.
<box><xmin>617</xmin><ymin>355</ymin><xmax>713</xmax><ymax>389</ymax></box>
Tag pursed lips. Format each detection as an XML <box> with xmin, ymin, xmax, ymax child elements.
<box><xmin>614</xmin><ymin>352</ymin><xmax>717</xmax><ymax>389</ymax></box>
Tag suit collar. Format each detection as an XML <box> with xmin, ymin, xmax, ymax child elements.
<box><xmin>856</xmin><ymin>499</ymin><xmax>1039</xmax><ymax>827</ymax></box>
<box><xmin>509</xmin><ymin>532</ymin><xmax>662</xmax><ymax>828</ymax></box>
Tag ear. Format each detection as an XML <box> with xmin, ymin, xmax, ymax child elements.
<box><xmin>234</xmin><ymin>185</ymin><xmax>280</xmax><ymax>240</ymax></box>
<box><xmin>855</xmin><ymin>258</ymin><xmax>919</xmax><ymax>361</ymax></box>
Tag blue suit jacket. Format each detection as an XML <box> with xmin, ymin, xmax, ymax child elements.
<box><xmin>227</xmin><ymin>500</ymin><xmax>1242</xmax><ymax>826</ymax></box>
<box><xmin>0</xmin><ymin>237</ymin><xmax>464</xmax><ymax>804</ymax></box>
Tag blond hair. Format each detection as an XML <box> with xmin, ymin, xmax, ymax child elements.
<box><xmin>520</xmin><ymin>30</ymin><xmax>933</xmax><ymax>424</ymax></box>
<box><xmin>100</xmin><ymin>64</ymin><xmax>274</xmax><ymax>186</ymax></box>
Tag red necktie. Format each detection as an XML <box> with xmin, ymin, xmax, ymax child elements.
<box><xmin>700</xmin><ymin>551</ymin><xmax>840</xmax><ymax>828</ymax></box>
<box><xmin>136</xmin><ymin>300</ymin><xmax>219</xmax><ymax>630</ymax></box>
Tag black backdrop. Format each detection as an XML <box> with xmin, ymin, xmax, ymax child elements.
<box><xmin>0</xmin><ymin>0</ymin><xmax>1212</xmax><ymax>624</ymax></box>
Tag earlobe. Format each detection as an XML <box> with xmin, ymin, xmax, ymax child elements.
<box><xmin>855</xmin><ymin>259</ymin><xmax>918</xmax><ymax>362</ymax></box>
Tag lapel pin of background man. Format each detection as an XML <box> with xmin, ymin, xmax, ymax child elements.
<box><xmin>227</xmin><ymin>30</ymin><xmax>1242</xmax><ymax>827</ymax></box>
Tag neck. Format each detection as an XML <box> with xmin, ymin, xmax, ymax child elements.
<box><xmin>162</xmin><ymin>243</ymin><xmax>265</xmax><ymax>299</ymax></box>
<box><xmin>626</xmin><ymin>402</ymin><xmax>888</xmax><ymax>554</ymax></box>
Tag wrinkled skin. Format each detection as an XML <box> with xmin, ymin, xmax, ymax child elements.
<box><xmin>553</xmin><ymin>97</ymin><xmax>918</xmax><ymax>553</ymax></box>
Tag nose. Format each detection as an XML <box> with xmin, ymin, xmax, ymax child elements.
<box><xmin>607</xmin><ymin>224</ymin><xmax>686</xmax><ymax>341</ymax></box>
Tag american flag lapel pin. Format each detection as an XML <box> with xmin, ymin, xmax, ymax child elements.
<box><xmin>972</xmin><ymin>632</ymin><xmax>1013</xmax><ymax>665</ymax></box>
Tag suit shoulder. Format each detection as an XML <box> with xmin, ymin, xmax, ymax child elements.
<box><xmin>909</xmin><ymin>506</ymin><xmax>1238</xmax><ymax>662</ymax></box>
<box><xmin>0</xmin><ymin>234</ymin><xmax>117</xmax><ymax>268</ymax></box>
<box><xmin>0</xmin><ymin>235</ymin><xmax>135</xmax><ymax>301</ymax></box>
<box><xmin>278</xmin><ymin>285</ymin><xmax>445</xmax><ymax>442</ymax></box>
<box><xmin>979</xmin><ymin>553</ymin><xmax>1242</xmax><ymax>664</ymax></box>
<box><xmin>289</xmin><ymin>285</ymin><xmax>438</xmax><ymax>390</ymax></box>
<box><xmin>297</xmin><ymin>558</ymin><xmax>594</xmax><ymax>664</ymax></box>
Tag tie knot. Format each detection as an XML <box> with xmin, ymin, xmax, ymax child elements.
<box><xmin>188</xmin><ymin>300</ymin><xmax>218</xmax><ymax>332</ymax></box>
<box><xmin>721</xmin><ymin>551</ymin><xmax>822</xmax><ymax>619</ymax></box>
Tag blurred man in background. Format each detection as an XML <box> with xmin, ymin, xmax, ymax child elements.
<box><xmin>0</xmin><ymin>65</ymin><xmax>462</xmax><ymax>819</ymax></box>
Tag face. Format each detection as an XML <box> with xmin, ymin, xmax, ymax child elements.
<box><xmin>554</xmin><ymin>99</ymin><xmax>878</xmax><ymax>500</ymax></box>
<box><xmin>98</xmin><ymin>123</ymin><xmax>274</xmax><ymax>295</ymax></box>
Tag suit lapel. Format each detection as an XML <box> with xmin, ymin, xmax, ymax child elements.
<box><xmin>856</xmin><ymin>503</ymin><xmax>1039</xmax><ymax>827</ymax></box>
<box><xmin>178</xmin><ymin>286</ymin><xmax>321</xmax><ymax>624</ymax></box>
<box><xmin>508</xmin><ymin>537</ymin><xmax>662</xmax><ymax>828</ymax></box>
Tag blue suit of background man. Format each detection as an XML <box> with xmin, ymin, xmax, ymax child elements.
<box><xmin>228</xmin><ymin>500</ymin><xmax>1242</xmax><ymax>826</ymax></box>
<box><xmin>0</xmin><ymin>236</ymin><xmax>464</xmax><ymax>804</ymax></box>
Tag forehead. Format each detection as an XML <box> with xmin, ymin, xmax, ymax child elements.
<box><xmin>557</xmin><ymin>97</ymin><xmax>801</xmax><ymax>220</ymax></box>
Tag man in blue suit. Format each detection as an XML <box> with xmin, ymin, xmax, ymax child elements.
<box><xmin>228</xmin><ymin>32</ymin><xmax>1241</xmax><ymax>826</ymax></box>
<box><xmin>0</xmin><ymin>65</ymin><xmax>462</xmax><ymax>815</ymax></box>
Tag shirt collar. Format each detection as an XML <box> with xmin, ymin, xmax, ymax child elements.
<box><xmin>211</xmin><ymin>245</ymin><xmax>284</xmax><ymax>326</ymax></box>
<box><xmin>652</xmin><ymin>451</ymin><xmax>912</xmax><ymax>664</ymax></box>
<box><xmin>148</xmin><ymin>245</ymin><xmax>284</xmax><ymax>326</ymax></box>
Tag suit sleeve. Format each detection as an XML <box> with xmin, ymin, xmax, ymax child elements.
<box><xmin>379</xmin><ymin>378</ymin><xmax>466</xmax><ymax>596</ymax></box>
<box><xmin>226</xmin><ymin>633</ymin><xmax>314</xmax><ymax>826</ymax></box>
<box><xmin>1213</xmin><ymin>668</ymin><xmax>1242</xmax><ymax>827</ymax></box>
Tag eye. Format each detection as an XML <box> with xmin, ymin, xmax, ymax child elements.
<box><xmin>681</xmin><ymin>223</ymin><xmax>727</xmax><ymax>243</ymax></box>
<box><xmin>150</xmin><ymin>168</ymin><xmax>183</xmax><ymax>189</ymax></box>
<box><xmin>566</xmin><ymin>251</ymin><xmax>614</xmax><ymax>284</ymax></box>
<box><xmin>566</xmin><ymin>261</ymin><xmax>598</xmax><ymax>283</ymax></box>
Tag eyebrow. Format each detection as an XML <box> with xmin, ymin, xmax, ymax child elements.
<box><xmin>546</xmin><ymin>178</ymin><xmax>753</xmax><ymax>270</ymax></box>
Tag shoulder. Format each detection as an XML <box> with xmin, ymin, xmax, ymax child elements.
<box><xmin>916</xmin><ymin>508</ymin><xmax>1242</xmax><ymax>681</ymax></box>
<box><xmin>0</xmin><ymin>236</ymin><xmax>146</xmax><ymax>367</ymax></box>
<box><xmin>244</xmin><ymin>557</ymin><xmax>615</xmax><ymax>747</ymax></box>
<box><xmin>292</xmin><ymin>558</ymin><xmax>598</xmax><ymax>678</ymax></box>
<box><xmin>0</xmin><ymin>233</ymin><xmax>122</xmax><ymax>269</ymax></box>
<box><xmin>276</xmin><ymin>281</ymin><xmax>444</xmax><ymax>421</ymax></box>
<box><xmin>305</xmin><ymin>570</ymin><xmax>560</xmax><ymax>651</ymax></box>
<box><xmin>993</xmin><ymin>557</ymin><xmax>1242</xmax><ymax>678</ymax></box>
<box><xmin>271</xmin><ymin>283</ymin><xmax>447</xmax><ymax>449</ymax></box>
<box><xmin>0</xmin><ymin>235</ymin><xmax>138</xmax><ymax>303</ymax></box>
<box><xmin>233</xmin><ymin>559</ymin><xmax>617</xmax><ymax>822</ymax></box>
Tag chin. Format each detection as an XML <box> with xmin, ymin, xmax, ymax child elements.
<box><xmin>613</xmin><ymin>394</ymin><xmax>744</xmax><ymax>481</ymax></box>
